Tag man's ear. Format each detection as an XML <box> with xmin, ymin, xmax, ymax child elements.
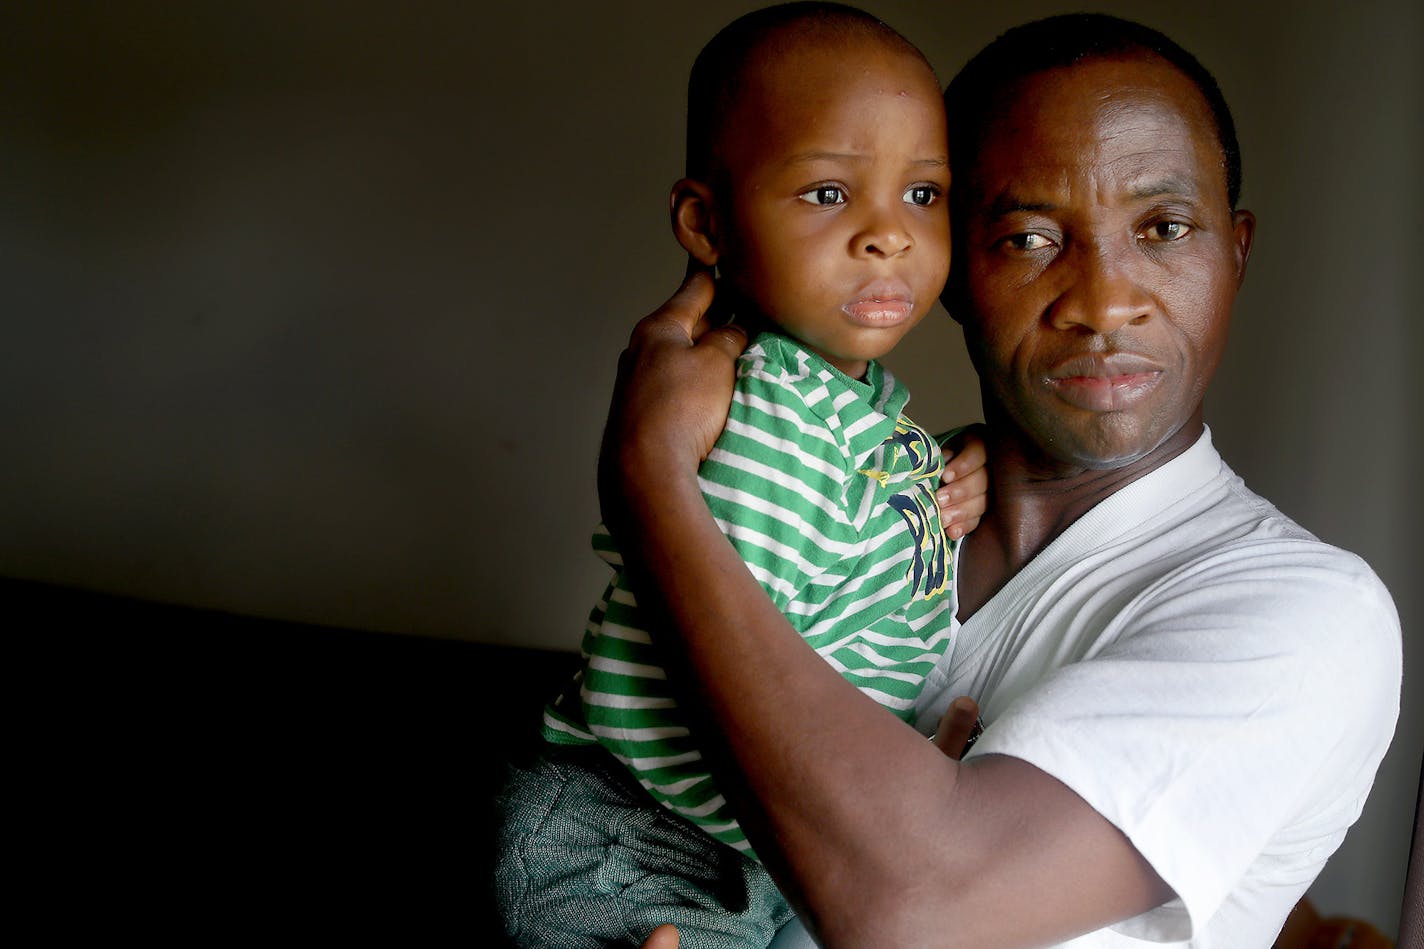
<box><xmin>1231</xmin><ymin>209</ymin><xmax>1256</xmax><ymax>287</ymax></box>
<box><xmin>670</xmin><ymin>178</ymin><xmax>720</xmax><ymax>267</ymax></box>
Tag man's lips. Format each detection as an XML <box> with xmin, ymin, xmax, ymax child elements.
<box><xmin>1046</xmin><ymin>353</ymin><xmax>1165</xmax><ymax>412</ymax></box>
<box><xmin>842</xmin><ymin>281</ymin><xmax>915</xmax><ymax>326</ymax></box>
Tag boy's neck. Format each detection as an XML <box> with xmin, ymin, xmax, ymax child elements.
<box><xmin>728</xmin><ymin>296</ymin><xmax>869</xmax><ymax>380</ymax></box>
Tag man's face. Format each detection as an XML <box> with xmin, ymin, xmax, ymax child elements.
<box><xmin>713</xmin><ymin>39</ymin><xmax>950</xmax><ymax>379</ymax></box>
<box><xmin>955</xmin><ymin>55</ymin><xmax>1254</xmax><ymax>470</ymax></box>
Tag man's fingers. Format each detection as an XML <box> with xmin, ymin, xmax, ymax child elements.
<box><xmin>662</xmin><ymin>263</ymin><xmax>718</xmax><ymax>338</ymax></box>
<box><xmin>624</xmin><ymin>266</ymin><xmax>718</xmax><ymax>365</ymax></box>
<box><xmin>697</xmin><ymin>322</ymin><xmax>749</xmax><ymax>362</ymax></box>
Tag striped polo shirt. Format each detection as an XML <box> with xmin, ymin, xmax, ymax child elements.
<box><xmin>542</xmin><ymin>331</ymin><xmax>957</xmax><ymax>857</ymax></box>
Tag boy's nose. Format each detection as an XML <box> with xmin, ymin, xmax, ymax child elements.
<box><xmin>854</xmin><ymin>214</ymin><xmax>912</xmax><ymax>258</ymax></box>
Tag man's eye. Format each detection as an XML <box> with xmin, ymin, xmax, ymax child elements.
<box><xmin>797</xmin><ymin>186</ymin><xmax>845</xmax><ymax>206</ymax></box>
<box><xmin>903</xmin><ymin>184</ymin><xmax>940</xmax><ymax>206</ymax></box>
<box><xmin>1144</xmin><ymin>220</ymin><xmax>1190</xmax><ymax>242</ymax></box>
<box><xmin>1006</xmin><ymin>233</ymin><xmax>1052</xmax><ymax>251</ymax></box>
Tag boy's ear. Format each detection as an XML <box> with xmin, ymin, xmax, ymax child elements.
<box><xmin>670</xmin><ymin>178</ymin><xmax>720</xmax><ymax>267</ymax></box>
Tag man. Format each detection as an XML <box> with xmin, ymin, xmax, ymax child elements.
<box><xmin>604</xmin><ymin>15</ymin><xmax>1401</xmax><ymax>947</ymax></box>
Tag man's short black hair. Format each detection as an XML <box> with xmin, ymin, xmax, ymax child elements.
<box><xmin>945</xmin><ymin>13</ymin><xmax>1243</xmax><ymax>210</ymax></box>
<box><xmin>686</xmin><ymin>2</ymin><xmax>933</xmax><ymax>183</ymax></box>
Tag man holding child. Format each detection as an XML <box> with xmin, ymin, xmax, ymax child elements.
<box><xmin>598</xmin><ymin>9</ymin><xmax>1400</xmax><ymax>948</ymax></box>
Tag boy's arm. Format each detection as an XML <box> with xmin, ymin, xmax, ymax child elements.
<box><xmin>705</xmin><ymin>351</ymin><xmax>860</xmax><ymax>611</ymax></box>
<box><xmin>604</xmin><ymin>273</ymin><xmax>1171</xmax><ymax>947</ymax></box>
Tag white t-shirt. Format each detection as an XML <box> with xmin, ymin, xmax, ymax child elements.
<box><xmin>908</xmin><ymin>427</ymin><xmax>1402</xmax><ymax>947</ymax></box>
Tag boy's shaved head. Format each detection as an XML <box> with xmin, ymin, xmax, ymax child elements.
<box><xmin>686</xmin><ymin>2</ymin><xmax>935</xmax><ymax>184</ymax></box>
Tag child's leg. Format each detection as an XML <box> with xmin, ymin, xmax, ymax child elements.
<box><xmin>495</xmin><ymin>744</ymin><xmax>791</xmax><ymax>948</ymax></box>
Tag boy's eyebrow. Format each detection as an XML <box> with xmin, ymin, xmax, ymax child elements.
<box><xmin>784</xmin><ymin>150</ymin><xmax>866</xmax><ymax>166</ymax></box>
<box><xmin>783</xmin><ymin>151</ymin><xmax>949</xmax><ymax>168</ymax></box>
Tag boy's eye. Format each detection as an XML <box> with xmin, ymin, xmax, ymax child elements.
<box><xmin>797</xmin><ymin>185</ymin><xmax>845</xmax><ymax>206</ymax></box>
<box><xmin>903</xmin><ymin>185</ymin><xmax>940</xmax><ymax>206</ymax></box>
<box><xmin>1143</xmin><ymin>220</ymin><xmax>1191</xmax><ymax>242</ymax></box>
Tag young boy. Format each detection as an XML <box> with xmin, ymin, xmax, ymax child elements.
<box><xmin>497</xmin><ymin>5</ymin><xmax>978</xmax><ymax>945</ymax></box>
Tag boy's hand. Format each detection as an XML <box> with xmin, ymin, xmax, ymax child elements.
<box><xmin>937</xmin><ymin>424</ymin><xmax>988</xmax><ymax>539</ymax></box>
<box><xmin>932</xmin><ymin>696</ymin><xmax>983</xmax><ymax>759</ymax></box>
<box><xmin>640</xmin><ymin>924</ymin><xmax>681</xmax><ymax>949</ymax></box>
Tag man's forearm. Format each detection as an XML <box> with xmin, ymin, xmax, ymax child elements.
<box><xmin>615</xmin><ymin>461</ymin><xmax>945</xmax><ymax>934</ymax></box>
<box><xmin>614</xmin><ymin>462</ymin><xmax>1171</xmax><ymax>946</ymax></box>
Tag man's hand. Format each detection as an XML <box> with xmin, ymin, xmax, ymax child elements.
<box><xmin>598</xmin><ymin>264</ymin><xmax>748</xmax><ymax>532</ymax></box>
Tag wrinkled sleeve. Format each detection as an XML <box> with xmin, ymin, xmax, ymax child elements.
<box><xmin>698</xmin><ymin>363</ymin><xmax>857</xmax><ymax>613</ymax></box>
<box><xmin>969</xmin><ymin>543</ymin><xmax>1402</xmax><ymax>941</ymax></box>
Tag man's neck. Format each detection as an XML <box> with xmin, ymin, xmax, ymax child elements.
<box><xmin>956</xmin><ymin>419</ymin><xmax>1203</xmax><ymax>621</ymax></box>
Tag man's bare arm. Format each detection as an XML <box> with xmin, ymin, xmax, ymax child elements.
<box><xmin>607</xmin><ymin>273</ymin><xmax>1171</xmax><ymax>947</ymax></box>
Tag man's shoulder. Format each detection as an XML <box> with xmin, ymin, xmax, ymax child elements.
<box><xmin>1183</xmin><ymin>463</ymin><xmax>1385</xmax><ymax>591</ymax></box>
<box><xmin>1124</xmin><ymin>435</ymin><xmax>1361</xmax><ymax>569</ymax></box>
<box><xmin>1132</xmin><ymin>467</ymin><xmax>1400</xmax><ymax>679</ymax></box>
<box><xmin>1085</xmin><ymin>441</ymin><xmax>1400</xmax><ymax>662</ymax></box>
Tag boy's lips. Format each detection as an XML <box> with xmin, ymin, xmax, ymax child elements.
<box><xmin>842</xmin><ymin>281</ymin><xmax>915</xmax><ymax>326</ymax></box>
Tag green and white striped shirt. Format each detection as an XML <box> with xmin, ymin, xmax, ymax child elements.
<box><xmin>543</xmin><ymin>331</ymin><xmax>957</xmax><ymax>857</ymax></box>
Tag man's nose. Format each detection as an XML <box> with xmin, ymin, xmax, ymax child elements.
<box><xmin>1049</xmin><ymin>246</ymin><xmax>1155</xmax><ymax>334</ymax></box>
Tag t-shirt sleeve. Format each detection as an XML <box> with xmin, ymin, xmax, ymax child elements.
<box><xmin>697</xmin><ymin>363</ymin><xmax>860</xmax><ymax>613</ymax></box>
<box><xmin>969</xmin><ymin>541</ymin><xmax>1402</xmax><ymax>942</ymax></box>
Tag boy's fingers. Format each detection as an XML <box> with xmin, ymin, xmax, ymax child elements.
<box><xmin>939</xmin><ymin>422</ymin><xmax>988</xmax><ymax>484</ymax></box>
<box><xmin>937</xmin><ymin>465</ymin><xmax>988</xmax><ymax>510</ymax></box>
<box><xmin>932</xmin><ymin>696</ymin><xmax>982</xmax><ymax>760</ymax></box>
<box><xmin>641</xmin><ymin>924</ymin><xmax>681</xmax><ymax>949</ymax></box>
<box><xmin>941</xmin><ymin>514</ymin><xmax>982</xmax><ymax>541</ymax></box>
<box><xmin>937</xmin><ymin>460</ymin><xmax>987</xmax><ymax>539</ymax></box>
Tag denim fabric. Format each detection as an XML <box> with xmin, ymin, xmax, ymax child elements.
<box><xmin>495</xmin><ymin>744</ymin><xmax>792</xmax><ymax>948</ymax></box>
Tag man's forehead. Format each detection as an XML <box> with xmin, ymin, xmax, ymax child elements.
<box><xmin>990</xmin><ymin>54</ymin><xmax>1214</xmax><ymax>131</ymax></box>
<box><xmin>965</xmin><ymin>55</ymin><xmax>1227</xmax><ymax>199</ymax></box>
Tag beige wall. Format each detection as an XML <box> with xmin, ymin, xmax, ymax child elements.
<box><xmin>1</xmin><ymin>0</ymin><xmax>1417</xmax><ymax>936</ymax></box>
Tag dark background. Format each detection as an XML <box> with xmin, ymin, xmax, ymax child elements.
<box><xmin>3</xmin><ymin>0</ymin><xmax>1418</xmax><ymax>938</ymax></box>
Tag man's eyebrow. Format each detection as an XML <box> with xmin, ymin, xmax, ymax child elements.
<box><xmin>985</xmin><ymin>193</ymin><xmax>1057</xmax><ymax>217</ymax></box>
<box><xmin>1129</xmin><ymin>176</ymin><xmax>1200</xmax><ymax>200</ymax></box>
<box><xmin>983</xmin><ymin>177</ymin><xmax>1203</xmax><ymax>217</ymax></box>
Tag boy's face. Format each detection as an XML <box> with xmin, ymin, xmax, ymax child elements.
<box><xmin>713</xmin><ymin>38</ymin><xmax>950</xmax><ymax>379</ymax></box>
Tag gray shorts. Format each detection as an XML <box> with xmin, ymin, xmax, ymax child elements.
<box><xmin>494</xmin><ymin>744</ymin><xmax>793</xmax><ymax>948</ymax></box>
